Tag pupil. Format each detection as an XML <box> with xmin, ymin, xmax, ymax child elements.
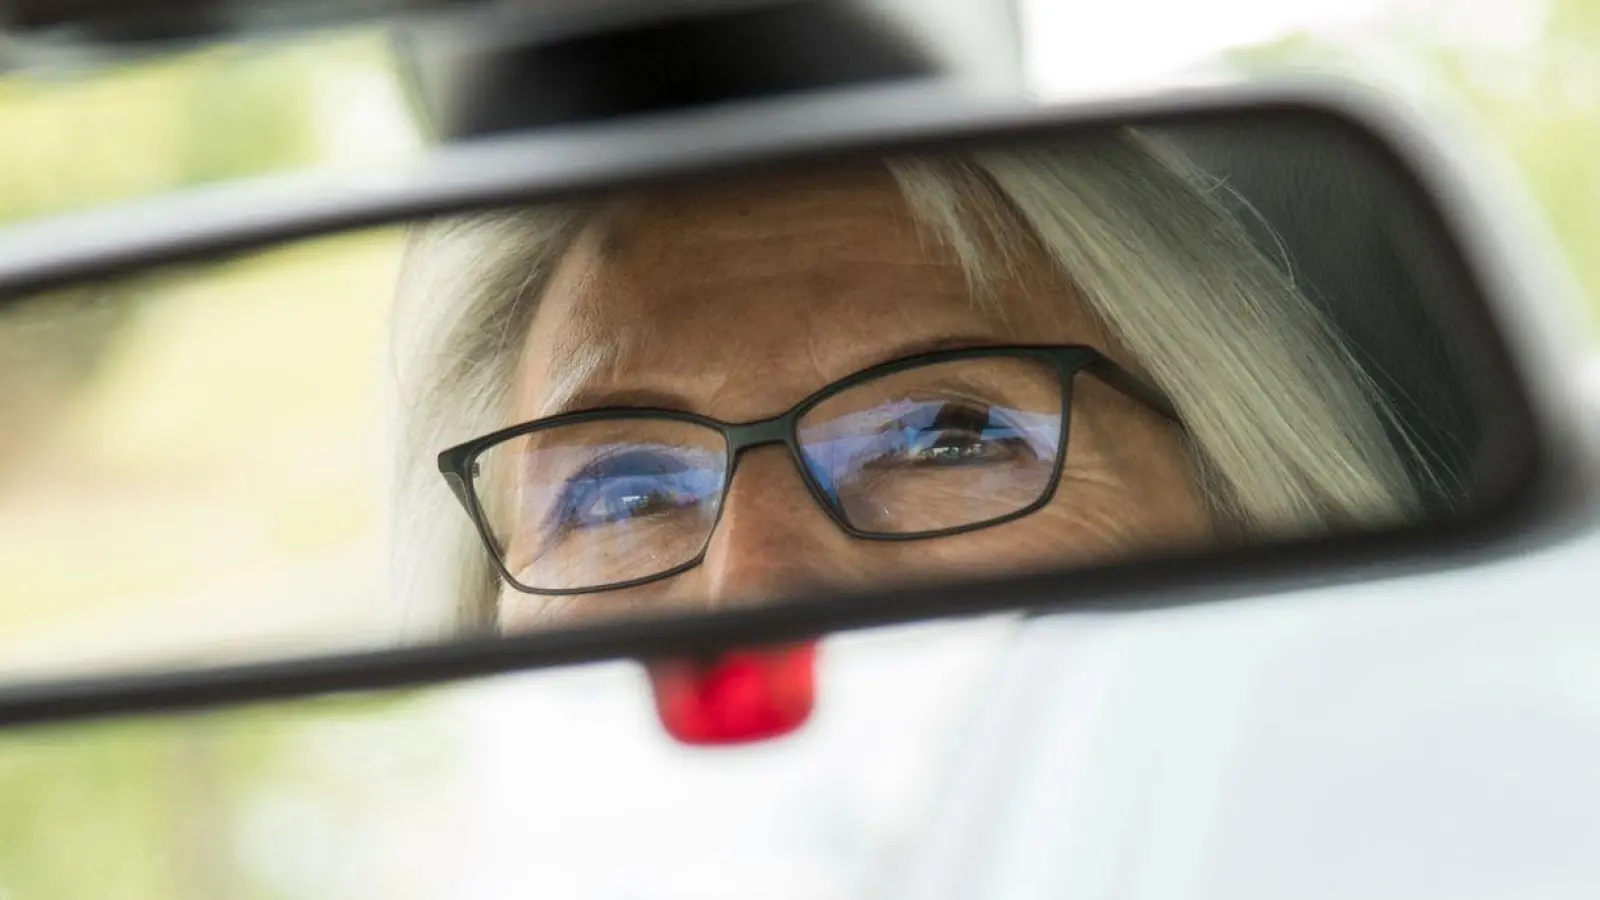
<box><xmin>914</xmin><ymin>404</ymin><xmax>992</xmax><ymax>459</ymax></box>
<box><xmin>619</xmin><ymin>488</ymin><xmax>660</xmax><ymax>513</ymax></box>
<box><xmin>595</xmin><ymin>477</ymin><xmax>678</xmax><ymax>522</ymax></box>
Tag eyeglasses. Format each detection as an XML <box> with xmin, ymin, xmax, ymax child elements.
<box><xmin>439</xmin><ymin>345</ymin><xmax>1179</xmax><ymax>595</ymax></box>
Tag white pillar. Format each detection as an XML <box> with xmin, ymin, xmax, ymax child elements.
<box><xmin>862</xmin><ymin>0</ymin><xmax>1026</xmax><ymax>93</ymax></box>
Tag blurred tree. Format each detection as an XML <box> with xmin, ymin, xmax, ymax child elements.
<box><xmin>0</xmin><ymin>692</ymin><xmax>425</xmax><ymax>899</ymax></box>
<box><xmin>0</xmin><ymin>720</ymin><xmax>220</xmax><ymax>898</ymax></box>
<box><xmin>0</xmin><ymin>54</ymin><xmax>305</xmax><ymax>224</ymax></box>
<box><xmin>175</xmin><ymin>47</ymin><xmax>319</xmax><ymax>188</ymax></box>
<box><xmin>0</xmin><ymin>39</ymin><xmax>412</xmax><ymax>895</ymax></box>
<box><xmin>1225</xmin><ymin>0</ymin><xmax>1600</xmax><ymax>319</ymax></box>
<box><xmin>0</xmin><ymin>34</ymin><xmax>397</xmax><ymax>477</ymax></box>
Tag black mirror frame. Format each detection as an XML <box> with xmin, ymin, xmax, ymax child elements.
<box><xmin>0</xmin><ymin>76</ymin><xmax>1592</xmax><ymax>730</ymax></box>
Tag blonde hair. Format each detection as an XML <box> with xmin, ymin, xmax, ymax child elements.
<box><xmin>389</xmin><ymin>129</ymin><xmax>1421</xmax><ymax>639</ymax></box>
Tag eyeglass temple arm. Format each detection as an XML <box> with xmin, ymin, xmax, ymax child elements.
<box><xmin>1083</xmin><ymin>356</ymin><xmax>1182</xmax><ymax>424</ymax></box>
<box><xmin>438</xmin><ymin>455</ymin><xmax>477</xmax><ymax>513</ymax></box>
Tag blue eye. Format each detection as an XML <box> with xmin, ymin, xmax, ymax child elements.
<box><xmin>554</xmin><ymin>448</ymin><xmax>722</xmax><ymax>531</ymax></box>
<box><xmin>880</xmin><ymin>403</ymin><xmax>1035</xmax><ymax>469</ymax></box>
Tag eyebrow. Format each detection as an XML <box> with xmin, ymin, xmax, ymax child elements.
<box><xmin>537</xmin><ymin>332</ymin><xmax>1015</xmax><ymax>421</ymax></box>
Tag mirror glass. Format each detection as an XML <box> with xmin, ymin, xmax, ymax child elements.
<box><xmin>0</xmin><ymin>113</ymin><xmax>1502</xmax><ymax>682</ymax></box>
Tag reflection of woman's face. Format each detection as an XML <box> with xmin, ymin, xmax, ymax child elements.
<box><xmin>499</xmin><ymin>166</ymin><xmax>1210</xmax><ymax>629</ymax></box>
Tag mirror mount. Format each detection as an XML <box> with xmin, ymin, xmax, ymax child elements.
<box><xmin>393</xmin><ymin>0</ymin><xmax>943</xmax><ymax>140</ymax></box>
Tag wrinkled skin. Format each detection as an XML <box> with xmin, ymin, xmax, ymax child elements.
<box><xmin>502</xmin><ymin>166</ymin><xmax>1211</xmax><ymax>629</ymax></box>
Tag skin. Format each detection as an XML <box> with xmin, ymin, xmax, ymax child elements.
<box><xmin>500</xmin><ymin>165</ymin><xmax>1212</xmax><ymax>630</ymax></box>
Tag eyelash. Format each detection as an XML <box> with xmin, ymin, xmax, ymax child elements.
<box><xmin>546</xmin><ymin>448</ymin><xmax>709</xmax><ymax>530</ymax></box>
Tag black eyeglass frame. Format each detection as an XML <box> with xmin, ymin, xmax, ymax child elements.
<box><xmin>439</xmin><ymin>344</ymin><xmax>1180</xmax><ymax>596</ymax></box>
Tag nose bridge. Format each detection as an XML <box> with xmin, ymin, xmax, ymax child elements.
<box><xmin>724</xmin><ymin>413</ymin><xmax>794</xmax><ymax>459</ymax></box>
<box><xmin>695</xmin><ymin>441</ymin><xmax>846</xmax><ymax>607</ymax></box>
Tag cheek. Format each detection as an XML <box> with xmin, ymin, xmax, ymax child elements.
<box><xmin>902</xmin><ymin>486</ymin><xmax>1211</xmax><ymax>581</ymax></box>
<box><xmin>1055</xmin><ymin>380</ymin><xmax>1216</xmax><ymax>549</ymax></box>
<box><xmin>900</xmin><ymin>450</ymin><xmax>1214</xmax><ymax>579</ymax></box>
<box><xmin>907</xmin><ymin>506</ymin><xmax>1136</xmax><ymax>578</ymax></box>
<box><xmin>497</xmin><ymin>538</ymin><xmax>894</xmax><ymax>632</ymax></box>
<box><xmin>498</xmin><ymin>579</ymin><xmax>703</xmax><ymax>632</ymax></box>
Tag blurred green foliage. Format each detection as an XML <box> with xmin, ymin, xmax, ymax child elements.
<box><xmin>0</xmin><ymin>719</ymin><xmax>249</xmax><ymax>898</ymax></box>
<box><xmin>0</xmin><ymin>32</ymin><xmax>414</xmax><ymax>899</ymax></box>
<box><xmin>0</xmin><ymin>691</ymin><xmax>433</xmax><ymax>900</ymax></box>
<box><xmin>0</xmin><ymin>32</ymin><xmax>406</xmax><ymax>473</ymax></box>
<box><xmin>0</xmin><ymin>34</ymin><xmax>398</xmax><ymax>224</ymax></box>
<box><xmin>0</xmin><ymin>231</ymin><xmax>397</xmax><ymax>651</ymax></box>
<box><xmin>1229</xmin><ymin>0</ymin><xmax>1600</xmax><ymax>316</ymax></box>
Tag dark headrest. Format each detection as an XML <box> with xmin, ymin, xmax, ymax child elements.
<box><xmin>1161</xmin><ymin>119</ymin><xmax>1480</xmax><ymax>511</ymax></box>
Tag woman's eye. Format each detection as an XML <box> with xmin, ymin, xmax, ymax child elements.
<box><xmin>550</xmin><ymin>450</ymin><xmax>716</xmax><ymax>531</ymax></box>
<box><xmin>881</xmin><ymin>403</ymin><xmax>1035</xmax><ymax>468</ymax></box>
<box><xmin>908</xmin><ymin>430</ymin><xmax>1004</xmax><ymax>463</ymax></box>
<box><xmin>570</xmin><ymin>477</ymin><xmax>685</xmax><ymax>525</ymax></box>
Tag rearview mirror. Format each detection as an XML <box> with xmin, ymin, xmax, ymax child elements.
<box><xmin>0</xmin><ymin>81</ymin><xmax>1590</xmax><ymax>730</ymax></box>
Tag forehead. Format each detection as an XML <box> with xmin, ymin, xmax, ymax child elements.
<box><xmin>514</xmin><ymin>163</ymin><xmax>1092</xmax><ymax>420</ymax></box>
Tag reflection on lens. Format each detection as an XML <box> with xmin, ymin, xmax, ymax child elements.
<box><xmin>798</xmin><ymin>357</ymin><xmax>1064</xmax><ymax>534</ymax></box>
<box><xmin>472</xmin><ymin>419</ymin><xmax>728</xmax><ymax>591</ymax></box>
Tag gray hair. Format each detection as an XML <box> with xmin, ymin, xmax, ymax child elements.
<box><xmin>388</xmin><ymin>129</ymin><xmax>1422</xmax><ymax>640</ymax></box>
